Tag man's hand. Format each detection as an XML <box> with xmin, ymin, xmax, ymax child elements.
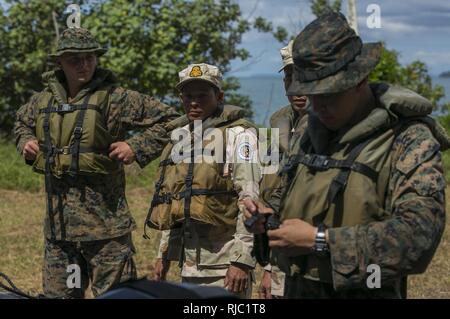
<box><xmin>153</xmin><ymin>258</ymin><xmax>170</xmax><ymax>281</ymax></box>
<box><xmin>268</xmin><ymin>219</ymin><xmax>317</xmax><ymax>256</ymax></box>
<box><xmin>242</xmin><ymin>198</ymin><xmax>274</xmax><ymax>234</ymax></box>
<box><xmin>224</xmin><ymin>264</ymin><xmax>251</xmax><ymax>294</ymax></box>
<box><xmin>23</xmin><ymin>139</ymin><xmax>39</xmax><ymax>161</ymax></box>
<box><xmin>259</xmin><ymin>270</ymin><xmax>272</xmax><ymax>299</ymax></box>
<box><xmin>109</xmin><ymin>141</ymin><xmax>136</xmax><ymax>165</ymax></box>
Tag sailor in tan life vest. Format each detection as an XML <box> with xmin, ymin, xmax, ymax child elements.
<box><xmin>147</xmin><ymin>63</ymin><xmax>262</xmax><ymax>297</ymax></box>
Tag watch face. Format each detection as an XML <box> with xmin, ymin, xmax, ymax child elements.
<box><xmin>315</xmin><ymin>242</ymin><xmax>330</xmax><ymax>257</ymax></box>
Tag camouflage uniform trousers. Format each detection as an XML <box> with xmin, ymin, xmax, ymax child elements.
<box><xmin>43</xmin><ymin>233</ymin><xmax>137</xmax><ymax>298</ymax></box>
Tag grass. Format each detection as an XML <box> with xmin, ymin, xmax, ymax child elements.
<box><xmin>0</xmin><ymin>140</ymin><xmax>43</xmax><ymax>192</ymax></box>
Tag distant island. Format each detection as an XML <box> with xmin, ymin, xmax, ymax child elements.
<box><xmin>439</xmin><ymin>71</ymin><xmax>450</xmax><ymax>78</ymax></box>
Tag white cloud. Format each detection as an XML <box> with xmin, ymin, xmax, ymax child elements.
<box><xmin>232</xmin><ymin>0</ymin><xmax>450</xmax><ymax>76</ymax></box>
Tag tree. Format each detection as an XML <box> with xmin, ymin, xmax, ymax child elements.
<box><xmin>309</xmin><ymin>0</ymin><xmax>446</xmax><ymax>110</ymax></box>
<box><xmin>0</xmin><ymin>0</ymin><xmax>287</xmax><ymax>134</ymax></box>
<box><xmin>369</xmin><ymin>48</ymin><xmax>445</xmax><ymax>107</ymax></box>
<box><xmin>0</xmin><ymin>0</ymin><xmax>68</xmax><ymax>134</ymax></box>
<box><xmin>310</xmin><ymin>0</ymin><xmax>342</xmax><ymax>17</ymax></box>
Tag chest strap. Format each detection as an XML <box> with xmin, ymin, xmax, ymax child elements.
<box><xmin>282</xmin><ymin>135</ymin><xmax>378</xmax><ymax>226</ymax></box>
<box><xmin>43</xmin><ymin>97</ymin><xmax>56</xmax><ymax>241</ymax></box>
<box><xmin>38</xmin><ymin>103</ymin><xmax>101</xmax><ymax>114</ymax></box>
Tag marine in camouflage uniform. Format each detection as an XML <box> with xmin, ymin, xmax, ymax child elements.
<box><xmin>148</xmin><ymin>63</ymin><xmax>261</xmax><ymax>298</ymax></box>
<box><xmin>14</xmin><ymin>28</ymin><xmax>179</xmax><ymax>298</ymax></box>
<box><xmin>244</xmin><ymin>12</ymin><xmax>449</xmax><ymax>298</ymax></box>
<box><xmin>258</xmin><ymin>40</ymin><xmax>308</xmax><ymax>299</ymax></box>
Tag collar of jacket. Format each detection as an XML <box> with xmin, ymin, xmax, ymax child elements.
<box><xmin>41</xmin><ymin>67</ymin><xmax>118</xmax><ymax>105</ymax></box>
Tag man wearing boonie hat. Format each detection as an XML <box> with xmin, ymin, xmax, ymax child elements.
<box><xmin>243</xmin><ymin>11</ymin><xmax>449</xmax><ymax>298</ymax></box>
<box><xmin>147</xmin><ymin>63</ymin><xmax>261</xmax><ymax>298</ymax></box>
<box><xmin>14</xmin><ymin>27</ymin><xmax>179</xmax><ymax>298</ymax></box>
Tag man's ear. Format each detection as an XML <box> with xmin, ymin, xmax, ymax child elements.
<box><xmin>356</xmin><ymin>77</ymin><xmax>368</xmax><ymax>91</ymax></box>
<box><xmin>54</xmin><ymin>58</ymin><xmax>62</xmax><ymax>69</ymax></box>
<box><xmin>217</xmin><ymin>90</ymin><xmax>225</xmax><ymax>103</ymax></box>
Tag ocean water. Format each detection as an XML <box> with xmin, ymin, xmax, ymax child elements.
<box><xmin>237</xmin><ymin>75</ymin><xmax>450</xmax><ymax>125</ymax></box>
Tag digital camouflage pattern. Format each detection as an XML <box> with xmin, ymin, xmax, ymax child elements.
<box><xmin>49</xmin><ymin>27</ymin><xmax>107</xmax><ymax>58</ymax></box>
<box><xmin>325</xmin><ymin>122</ymin><xmax>446</xmax><ymax>297</ymax></box>
<box><xmin>43</xmin><ymin>234</ymin><xmax>136</xmax><ymax>298</ymax></box>
<box><xmin>288</xmin><ymin>11</ymin><xmax>382</xmax><ymax>96</ymax></box>
<box><xmin>15</xmin><ymin>68</ymin><xmax>179</xmax><ymax>241</ymax></box>
<box><xmin>14</xmin><ymin>27</ymin><xmax>179</xmax><ymax>299</ymax></box>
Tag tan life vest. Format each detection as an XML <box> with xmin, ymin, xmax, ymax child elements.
<box><xmin>32</xmin><ymin>86</ymin><xmax>120</xmax><ymax>177</ymax></box>
<box><xmin>146</xmin><ymin>105</ymin><xmax>256</xmax><ymax>231</ymax></box>
<box><xmin>278</xmin><ymin>83</ymin><xmax>450</xmax><ymax>281</ymax></box>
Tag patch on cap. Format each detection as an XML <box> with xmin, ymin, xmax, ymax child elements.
<box><xmin>189</xmin><ymin>66</ymin><xmax>203</xmax><ymax>77</ymax></box>
<box><xmin>176</xmin><ymin>63</ymin><xmax>223</xmax><ymax>91</ymax></box>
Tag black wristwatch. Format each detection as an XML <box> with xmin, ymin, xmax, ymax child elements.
<box><xmin>313</xmin><ymin>223</ymin><xmax>329</xmax><ymax>257</ymax></box>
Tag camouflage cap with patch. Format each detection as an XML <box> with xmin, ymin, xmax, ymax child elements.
<box><xmin>278</xmin><ymin>40</ymin><xmax>294</xmax><ymax>72</ymax></box>
<box><xmin>49</xmin><ymin>27</ymin><xmax>107</xmax><ymax>58</ymax></box>
<box><xmin>176</xmin><ymin>63</ymin><xmax>223</xmax><ymax>91</ymax></box>
<box><xmin>288</xmin><ymin>12</ymin><xmax>382</xmax><ymax>96</ymax></box>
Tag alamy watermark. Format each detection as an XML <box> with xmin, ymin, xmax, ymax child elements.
<box><xmin>65</xmin><ymin>4</ymin><xmax>81</xmax><ymax>28</ymax></box>
<box><xmin>366</xmin><ymin>264</ymin><xmax>381</xmax><ymax>289</ymax></box>
<box><xmin>169</xmin><ymin>120</ymin><xmax>280</xmax><ymax>175</ymax></box>
<box><xmin>366</xmin><ymin>4</ymin><xmax>382</xmax><ymax>29</ymax></box>
<box><xmin>66</xmin><ymin>264</ymin><xmax>81</xmax><ymax>289</ymax></box>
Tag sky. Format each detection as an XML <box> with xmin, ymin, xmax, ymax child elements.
<box><xmin>230</xmin><ymin>0</ymin><xmax>450</xmax><ymax>77</ymax></box>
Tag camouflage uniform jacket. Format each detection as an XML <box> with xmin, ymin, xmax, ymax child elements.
<box><xmin>157</xmin><ymin>121</ymin><xmax>261</xmax><ymax>277</ymax></box>
<box><xmin>327</xmin><ymin>120</ymin><xmax>446</xmax><ymax>296</ymax></box>
<box><xmin>14</xmin><ymin>67</ymin><xmax>179</xmax><ymax>241</ymax></box>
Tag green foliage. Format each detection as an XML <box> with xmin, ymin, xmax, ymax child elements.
<box><xmin>437</xmin><ymin>115</ymin><xmax>450</xmax><ymax>181</ymax></box>
<box><xmin>0</xmin><ymin>0</ymin><xmax>287</xmax><ymax>134</ymax></box>
<box><xmin>310</xmin><ymin>0</ymin><xmax>342</xmax><ymax>17</ymax></box>
<box><xmin>370</xmin><ymin>47</ymin><xmax>445</xmax><ymax>108</ymax></box>
<box><xmin>0</xmin><ymin>0</ymin><xmax>69</xmax><ymax>134</ymax></box>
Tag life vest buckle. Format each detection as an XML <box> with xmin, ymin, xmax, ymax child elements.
<box><xmin>73</xmin><ymin>126</ymin><xmax>83</xmax><ymax>138</ymax></box>
<box><xmin>58</xmin><ymin>104</ymin><xmax>73</xmax><ymax>114</ymax></box>
<box><xmin>59</xmin><ymin>146</ymin><xmax>71</xmax><ymax>155</ymax></box>
<box><xmin>308</xmin><ymin>154</ymin><xmax>330</xmax><ymax>170</ymax></box>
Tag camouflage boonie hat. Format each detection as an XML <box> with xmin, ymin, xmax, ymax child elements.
<box><xmin>176</xmin><ymin>63</ymin><xmax>223</xmax><ymax>91</ymax></box>
<box><xmin>49</xmin><ymin>27</ymin><xmax>107</xmax><ymax>58</ymax></box>
<box><xmin>278</xmin><ymin>40</ymin><xmax>294</xmax><ymax>72</ymax></box>
<box><xmin>288</xmin><ymin>12</ymin><xmax>382</xmax><ymax>96</ymax></box>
